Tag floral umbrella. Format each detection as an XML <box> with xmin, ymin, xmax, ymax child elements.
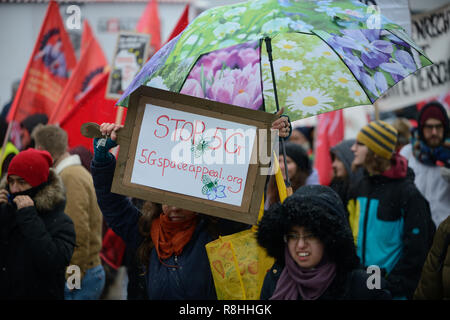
<box><xmin>117</xmin><ymin>0</ymin><xmax>432</xmax><ymax>122</ymax></box>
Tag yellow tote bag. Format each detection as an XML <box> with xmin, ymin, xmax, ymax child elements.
<box><xmin>205</xmin><ymin>153</ymin><xmax>287</xmax><ymax>300</ymax></box>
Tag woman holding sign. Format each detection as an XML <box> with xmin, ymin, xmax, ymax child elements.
<box><xmin>90</xmin><ymin>123</ymin><xmax>251</xmax><ymax>300</ymax></box>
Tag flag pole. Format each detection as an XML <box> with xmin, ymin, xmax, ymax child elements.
<box><xmin>0</xmin><ymin>121</ymin><xmax>14</xmax><ymax>164</ymax></box>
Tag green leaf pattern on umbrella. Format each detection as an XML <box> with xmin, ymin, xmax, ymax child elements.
<box><xmin>144</xmin><ymin>0</ymin><xmax>404</xmax><ymax>94</ymax></box>
<box><xmin>261</xmin><ymin>32</ymin><xmax>370</xmax><ymax>118</ymax></box>
<box><xmin>117</xmin><ymin>0</ymin><xmax>432</xmax><ymax>121</ymax></box>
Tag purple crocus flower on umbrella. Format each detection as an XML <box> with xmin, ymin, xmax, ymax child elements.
<box><xmin>359</xmin><ymin>71</ymin><xmax>388</xmax><ymax>101</ymax></box>
<box><xmin>335</xmin><ymin>29</ymin><xmax>393</xmax><ymax>69</ymax></box>
<box><xmin>380</xmin><ymin>50</ymin><xmax>417</xmax><ymax>82</ymax></box>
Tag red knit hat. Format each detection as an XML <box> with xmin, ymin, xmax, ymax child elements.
<box><xmin>7</xmin><ymin>148</ymin><xmax>53</xmax><ymax>187</ymax></box>
<box><xmin>420</xmin><ymin>104</ymin><xmax>446</xmax><ymax>126</ymax></box>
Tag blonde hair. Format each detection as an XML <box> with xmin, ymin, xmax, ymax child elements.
<box><xmin>363</xmin><ymin>148</ymin><xmax>391</xmax><ymax>175</ymax></box>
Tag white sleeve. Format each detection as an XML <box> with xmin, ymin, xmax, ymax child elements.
<box><xmin>399</xmin><ymin>143</ymin><xmax>412</xmax><ymax>161</ymax></box>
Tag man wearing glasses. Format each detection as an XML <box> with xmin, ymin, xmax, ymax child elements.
<box><xmin>400</xmin><ymin>101</ymin><xmax>450</xmax><ymax>228</ymax></box>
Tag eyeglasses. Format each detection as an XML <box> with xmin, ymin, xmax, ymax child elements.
<box><xmin>284</xmin><ymin>233</ymin><xmax>317</xmax><ymax>244</ymax></box>
<box><xmin>423</xmin><ymin>124</ymin><xmax>443</xmax><ymax>131</ymax></box>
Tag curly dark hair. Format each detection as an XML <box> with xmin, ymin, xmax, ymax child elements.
<box><xmin>257</xmin><ymin>187</ymin><xmax>359</xmax><ymax>275</ymax></box>
<box><xmin>136</xmin><ymin>201</ymin><xmax>162</xmax><ymax>270</ymax></box>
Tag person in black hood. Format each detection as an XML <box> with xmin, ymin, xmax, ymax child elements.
<box><xmin>257</xmin><ymin>185</ymin><xmax>391</xmax><ymax>300</ymax></box>
<box><xmin>329</xmin><ymin>139</ymin><xmax>363</xmax><ymax>205</ymax></box>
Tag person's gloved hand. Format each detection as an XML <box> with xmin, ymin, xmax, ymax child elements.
<box><xmin>93</xmin><ymin>137</ymin><xmax>117</xmax><ymax>162</ymax></box>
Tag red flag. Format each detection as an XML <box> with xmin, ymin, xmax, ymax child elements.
<box><xmin>7</xmin><ymin>1</ymin><xmax>76</xmax><ymax>124</ymax></box>
<box><xmin>50</xmin><ymin>21</ymin><xmax>107</xmax><ymax>124</ymax></box>
<box><xmin>136</xmin><ymin>0</ymin><xmax>161</xmax><ymax>54</ymax></box>
<box><xmin>59</xmin><ymin>72</ymin><xmax>126</xmax><ymax>153</ymax></box>
<box><xmin>166</xmin><ymin>4</ymin><xmax>190</xmax><ymax>43</ymax></box>
<box><xmin>314</xmin><ymin>110</ymin><xmax>344</xmax><ymax>186</ymax></box>
<box><xmin>80</xmin><ymin>19</ymin><xmax>94</xmax><ymax>55</ymax></box>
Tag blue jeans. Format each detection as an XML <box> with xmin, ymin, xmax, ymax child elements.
<box><xmin>65</xmin><ymin>265</ymin><xmax>105</xmax><ymax>300</ymax></box>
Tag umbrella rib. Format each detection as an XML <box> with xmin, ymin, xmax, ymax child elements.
<box><xmin>264</xmin><ymin>37</ymin><xmax>291</xmax><ymax>190</ymax></box>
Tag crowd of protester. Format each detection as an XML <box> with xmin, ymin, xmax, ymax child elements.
<box><xmin>0</xmin><ymin>99</ymin><xmax>448</xmax><ymax>300</ymax></box>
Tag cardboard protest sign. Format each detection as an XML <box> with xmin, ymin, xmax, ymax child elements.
<box><xmin>112</xmin><ymin>86</ymin><xmax>277</xmax><ymax>225</ymax></box>
<box><xmin>106</xmin><ymin>32</ymin><xmax>150</xmax><ymax>99</ymax></box>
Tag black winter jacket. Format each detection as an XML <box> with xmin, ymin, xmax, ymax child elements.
<box><xmin>260</xmin><ymin>262</ymin><xmax>391</xmax><ymax>300</ymax></box>
<box><xmin>0</xmin><ymin>170</ymin><xmax>76</xmax><ymax>299</ymax></box>
<box><xmin>346</xmin><ymin>155</ymin><xmax>435</xmax><ymax>299</ymax></box>
<box><xmin>91</xmin><ymin>157</ymin><xmax>248</xmax><ymax>300</ymax></box>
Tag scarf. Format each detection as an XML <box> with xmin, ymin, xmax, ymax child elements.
<box><xmin>270</xmin><ymin>246</ymin><xmax>337</xmax><ymax>300</ymax></box>
<box><xmin>412</xmin><ymin>130</ymin><xmax>450</xmax><ymax>168</ymax></box>
<box><xmin>150</xmin><ymin>213</ymin><xmax>198</xmax><ymax>261</ymax></box>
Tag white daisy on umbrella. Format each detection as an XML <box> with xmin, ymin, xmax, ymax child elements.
<box><xmin>287</xmin><ymin>87</ymin><xmax>334</xmax><ymax>115</ymax></box>
<box><xmin>274</xmin><ymin>59</ymin><xmax>304</xmax><ymax>77</ymax></box>
<box><xmin>331</xmin><ymin>70</ymin><xmax>356</xmax><ymax>89</ymax></box>
<box><xmin>275</xmin><ymin>39</ymin><xmax>298</xmax><ymax>52</ymax></box>
<box><xmin>347</xmin><ymin>85</ymin><xmax>368</xmax><ymax>103</ymax></box>
<box><xmin>305</xmin><ymin>43</ymin><xmax>339</xmax><ymax>61</ymax></box>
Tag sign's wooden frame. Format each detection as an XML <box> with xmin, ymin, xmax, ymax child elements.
<box><xmin>111</xmin><ymin>86</ymin><xmax>276</xmax><ymax>225</ymax></box>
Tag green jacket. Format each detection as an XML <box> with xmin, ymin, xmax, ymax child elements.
<box><xmin>414</xmin><ymin>215</ymin><xmax>450</xmax><ymax>300</ymax></box>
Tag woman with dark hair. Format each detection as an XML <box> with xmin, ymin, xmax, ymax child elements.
<box><xmin>265</xmin><ymin>142</ymin><xmax>314</xmax><ymax>208</ymax></box>
<box><xmin>257</xmin><ymin>185</ymin><xmax>391</xmax><ymax>300</ymax></box>
<box><xmin>90</xmin><ymin>123</ymin><xmax>248</xmax><ymax>300</ymax></box>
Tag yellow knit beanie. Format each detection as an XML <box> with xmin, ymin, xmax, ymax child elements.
<box><xmin>356</xmin><ymin>121</ymin><xmax>398</xmax><ymax>159</ymax></box>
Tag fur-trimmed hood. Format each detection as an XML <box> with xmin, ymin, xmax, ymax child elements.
<box><xmin>257</xmin><ymin>185</ymin><xmax>359</xmax><ymax>272</ymax></box>
<box><xmin>1</xmin><ymin>168</ymin><xmax>66</xmax><ymax>213</ymax></box>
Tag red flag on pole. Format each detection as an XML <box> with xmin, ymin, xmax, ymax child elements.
<box><xmin>166</xmin><ymin>4</ymin><xmax>190</xmax><ymax>43</ymax></box>
<box><xmin>7</xmin><ymin>1</ymin><xmax>76</xmax><ymax>124</ymax></box>
<box><xmin>314</xmin><ymin>110</ymin><xmax>344</xmax><ymax>186</ymax></box>
<box><xmin>80</xmin><ymin>19</ymin><xmax>95</xmax><ymax>55</ymax></box>
<box><xmin>50</xmin><ymin>21</ymin><xmax>107</xmax><ymax>124</ymax></box>
<box><xmin>136</xmin><ymin>0</ymin><xmax>161</xmax><ymax>55</ymax></box>
<box><xmin>59</xmin><ymin>72</ymin><xmax>126</xmax><ymax>153</ymax></box>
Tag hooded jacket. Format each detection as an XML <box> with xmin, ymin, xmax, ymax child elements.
<box><xmin>347</xmin><ymin>153</ymin><xmax>435</xmax><ymax>299</ymax></box>
<box><xmin>329</xmin><ymin>139</ymin><xmax>364</xmax><ymax>204</ymax></box>
<box><xmin>0</xmin><ymin>169</ymin><xmax>76</xmax><ymax>299</ymax></box>
<box><xmin>257</xmin><ymin>185</ymin><xmax>391</xmax><ymax>300</ymax></box>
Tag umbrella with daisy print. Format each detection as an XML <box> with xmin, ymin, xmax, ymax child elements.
<box><xmin>117</xmin><ymin>0</ymin><xmax>432</xmax><ymax>123</ymax></box>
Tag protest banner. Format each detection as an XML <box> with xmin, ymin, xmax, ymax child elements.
<box><xmin>111</xmin><ymin>86</ymin><xmax>276</xmax><ymax>225</ymax></box>
<box><xmin>106</xmin><ymin>32</ymin><xmax>150</xmax><ymax>100</ymax></box>
<box><xmin>377</xmin><ymin>4</ymin><xmax>450</xmax><ymax>112</ymax></box>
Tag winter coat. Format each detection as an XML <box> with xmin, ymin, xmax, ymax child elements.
<box><xmin>260</xmin><ymin>262</ymin><xmax>391</xmax><ymax>300</ymax></box>
<box><xmin>347</xmin><ymin>154</ymin><xmax>436</xmax><ymax>299</ymax></box>
<box><xmin>56</xmin><ymin>154</ymin><xmax>103</xmax><ymax>279</ymax></box>
<box><xmin>91</xmin><ymin>156</ymin><xmax>249</xmax><ymax>300</ymax></box>
<box><xmin>414</xmin><ymin>215</ymin><xmax>450</xmax><ymax>300</ymax></box>
<box><xmin>257</xmin><ymin>184</ymin><xmax>391</xmax><ymax>300</ymax></box>
<box><xmin>0</xmin><ymin>169</ymin><xmax>76</xmax><ymax>299</ymax></box>
<box><xmin>400</xmin><ymin>143</ymin><xmax>450</xmax><ymax>228</ymax></box>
